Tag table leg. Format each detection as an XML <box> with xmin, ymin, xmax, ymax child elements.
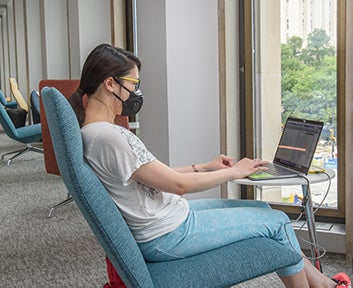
<box><xmin>301</xmin><ymin>184</ymin><xmax>322</xmax><ymax>272</ymax></box>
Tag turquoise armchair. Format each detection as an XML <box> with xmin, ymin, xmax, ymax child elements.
<box><xmin>41</xmin><ymin>86</ymin><xmax>301</xmax><ymax>287</ymax></box>
<box><xmin>0</xmin><ymin>103</ymin><xmax>42</xmax><ymax>165</ymax></box>
<box><xmin>0</xmin><ymin>89</ymin><xmax>17</xmax><ymax>109</ymax></box>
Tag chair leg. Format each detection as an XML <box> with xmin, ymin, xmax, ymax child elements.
<box><xmin>1</xmin><ymin>148</ymin><xmax>26</xmax><ymax>160</ymax></box>
<box><xmin>29</xmin><ymin>146</ymin><xmax>44</xmax><ymax>154</ymax></box>
<box><xmin>1</xmin><ymin>144</ymin><xmax>43</xmax><ymax>166</ymax></box>
<box><xmin>48</xmin><ymin>193</ymin><xmax>73</xmax><ymax>218</ymax></box>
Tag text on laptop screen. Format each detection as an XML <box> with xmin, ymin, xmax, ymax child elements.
<box><xmin>274</xmin><ymin>118</ymin><xmax>323</xmax><ymax>173</ymax></box>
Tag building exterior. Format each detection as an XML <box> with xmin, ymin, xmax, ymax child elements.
<box><xmin>281</xmin><ymin>0</ymin><xmax>337</xmax><ymax>46</ymax></box>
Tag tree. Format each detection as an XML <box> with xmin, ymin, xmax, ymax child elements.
<box><xmin>288</xmin><ymin>36</ymin><xmax>303</xmax><ymax>55</ymax></box>
<box><xmin>300</xmin><ymin>28</ymin><xmax>336</xmax><ymax>68</ymax></box>
<box><xmin>281</xmin><ymin>42</ymin><xmax>305</xmax><ymax>92</ymax></box>
<box><xmin>281</xmin><ymin>33</ymin><xmax>337</xmax><ymax>126</ymax></box>
<box><xmin>307</xmin><ymin>28</ymin><xmax>331</xmax><ymax>50</ymax></box>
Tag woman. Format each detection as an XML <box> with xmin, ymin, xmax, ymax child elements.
<box><xmin>69</xmin><ymin>43</ymin><xmax>350</xmax><ymax>288</ymax></box>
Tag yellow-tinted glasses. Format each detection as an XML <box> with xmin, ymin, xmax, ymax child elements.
<box><xmin>119</xmin><ymin>76</ymin><xmax>141</xmax><ymax>91</ymax></box>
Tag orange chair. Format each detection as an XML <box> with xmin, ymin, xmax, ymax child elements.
<box><xmin>39</xmin><ymin>79</ymin><xmax>129</xmax><ymax>216</ymax></box>
<box><xmin>39</xmin><ymin>80</ymin><xmax>81</xmax><ymax>175</ymax></box>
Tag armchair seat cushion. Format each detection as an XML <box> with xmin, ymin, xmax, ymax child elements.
<box><xmin>15</xmin><ymin>124</ymin><xmax>42</xmax><ymax>143</ymax></box>
<box><xmin>147</xmin><ymin>238</ymin><xmax>301</xmax><ymax>287</ymax></box>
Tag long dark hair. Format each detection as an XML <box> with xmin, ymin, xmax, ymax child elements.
<box><xmin>69</xmin><ymin>43</ymin><xmax>141</xmax><ymax>126</ymax></box>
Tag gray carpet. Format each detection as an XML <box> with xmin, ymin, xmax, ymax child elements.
<box><xmin>0</xmin><ymin>131</ymin><xmax>107</xmax><ymax>287</ymax></box>
<box><xmin>0</xmin><ymin>130</ymin><xmax>351</xmax><ymax>287</ymax></box>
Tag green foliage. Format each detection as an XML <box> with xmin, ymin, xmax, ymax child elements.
<box><xmin>281</xmin><ymin>29</ymin><xmax>336</xmax><ymax>127</ymax></box>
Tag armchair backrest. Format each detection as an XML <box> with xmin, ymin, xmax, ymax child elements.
<box><xmin>41</xmin><ymin>87</ymin><xmax>154</xmax><ymax>287</ymax></box>
<box><xmin>30</xmin><ymin>90</ymin><xmax>41</xmax><ymax>124</ymax></box>
<box><xmin>0</xmin><ymin>103</ymin><xmax>18</xmax><ymax>140</ymax></box>
<box><xmin>9</xmin><ymin>77</ymin><xmax>29</xmax><ymax>112</ymax></box>
<box><xmin>0</xmin><ymin>90</ymin><xmax>7</xmax><ymax>105</ymax></box>
<box><xmin>39</xmin><ymin>79</ymin><xmax>130</xmax><ymax>175</ymax></box>
<box><xmin>0</xmin><ymin>89</ymin><xmax>19</xmax><ymax>109</ymax></box>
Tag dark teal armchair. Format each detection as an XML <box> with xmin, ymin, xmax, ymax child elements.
<box><xmin>0</xmin><ymin>101</ymin><xmax>42</xmax><ymax>165</ymax></box>
<box><xmin>41</xmin><ymin>86</ymin><xmax>301</xmax><ymax>287</ymax></box>
<box><xmin>0</xmin><ymin>89</ymin><xmax>17</xmax><ymax>109</ymax></box>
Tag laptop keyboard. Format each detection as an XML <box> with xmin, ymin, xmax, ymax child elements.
<box><xmin>265</xmin><ymin>164</ymin><xmax>296</xmax><ymax>176</ymax></box>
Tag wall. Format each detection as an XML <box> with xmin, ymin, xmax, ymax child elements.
<box><xmin>41</xmin><ymin>0</ymin><xmax>70</xmax><ymax>79</ymax></box>
<box><xmin>0</xmin><ymin>0</ymin><xmax>111</xmax><ymax>102</ymax></box>
<box><xmin>136</xmin><ymin>0</ymin><xmax>221</xmax><ymax>199</ymax></box>
<box><xmin>27</xmin><ymin>0</ymin><xmax>43</xmax><ymax>94</ymax></box>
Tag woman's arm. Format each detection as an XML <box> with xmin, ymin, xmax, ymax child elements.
<box><xmin>172</xmin><ymin>154</ymin><xmax>235</xmax><ymax>173</ymax></box>
<box><xmin>132</xmin><ymin>157</ymin><xmax>267</xmax><ymax>196</ymax></box>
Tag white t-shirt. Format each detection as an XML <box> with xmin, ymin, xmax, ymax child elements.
<box><xmin>81</xmin><ymin>122</ymin><xmax>189</xmax><ymax>242</ymax></box>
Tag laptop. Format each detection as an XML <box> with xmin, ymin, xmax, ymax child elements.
<box><xmin>248</xmin><ymin>117</ymin><xmax>324</xmax><ymax>180</ymax></box>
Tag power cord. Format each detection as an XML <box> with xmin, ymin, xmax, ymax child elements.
<box><xmin>284</xmin><ymin>220</ymin><xmax>327</xmax><ymax>261</ymax></box>
<box><xmin>287</xmin><ymin>171</ymin><xmax>332</xmax><ymax>263</ymax></box>
<box><xmin>296</xmin><ymin>171</ymin><xmax>332</xmax><ymax>215</ymax></box>
<box><xmin>312</xmin><ymin>171</ymin><xmax>332</xmax><ymax>214</ymax></box>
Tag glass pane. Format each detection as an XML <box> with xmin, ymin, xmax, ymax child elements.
<box><xmin>253</xmin><ymin>0</ymin><xmax>337</xmax><ymax>209</ymax></box>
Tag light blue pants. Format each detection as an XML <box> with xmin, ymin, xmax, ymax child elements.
<box><xmin>138</xmin><ymin>199</ymin><xmax>304</xmax><ymax>276</ymax></box>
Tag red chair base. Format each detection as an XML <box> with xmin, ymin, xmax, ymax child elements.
<box><xmin>103</xmin><ymin>257</ymin><xmax>127</xmax><ymax>288</ymax></box>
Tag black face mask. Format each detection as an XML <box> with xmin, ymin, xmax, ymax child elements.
<box><xmin>113</xmin><ymin>85</ymin><xmax>143</xmax><ymax>117</ymax></box>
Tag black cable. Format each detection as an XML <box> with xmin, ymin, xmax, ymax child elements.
<box><xmin>312</xmin><ymin>171</ymin><xmax>332</xmax><ymax>214</ymax></box>
<box><xmin>287</xmin><ymin>172</ymin><xmax>332</xmax><ymax>262</ymax></box>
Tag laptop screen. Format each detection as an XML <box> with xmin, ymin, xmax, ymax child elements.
<box><xmin>273</xmin><ymin>117</ymin><xmax>324</xmax><ymax>174</ymax></box>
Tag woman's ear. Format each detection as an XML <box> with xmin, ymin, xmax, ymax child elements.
<box><xmin>103</xmin><ymin>77</ymin><xmax>115</xmax><ymax>92</ymax></box>
<box><xmin>82</xmin><ymin>94</ymin><xmax>89</xmax><ymax>109</ymax></box>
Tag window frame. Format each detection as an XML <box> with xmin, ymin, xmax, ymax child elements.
<box><xmin>239</xmin><ymin>0</ymin><xmax>346</xmax><ymax>222</ymax></box>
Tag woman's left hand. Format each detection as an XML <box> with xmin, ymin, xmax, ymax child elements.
<box><xmin>207</xmin><ymin>154</ymin><xmax>235</xmax><ymax>171</ymax></box>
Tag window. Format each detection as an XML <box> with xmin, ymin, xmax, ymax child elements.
<box><xmin>112</xmin><ymin>0</ymin><xmax>140</xmax><ymax>133</ymax></box>
<box><xmin>240</xmin><ymin>0</ymin><xmax>345</xmax><ymax>221</ymax></box>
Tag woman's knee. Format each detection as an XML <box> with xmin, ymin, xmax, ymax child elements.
<box><xmin>251</xmin><ymin>200</ymin><xmax>271</xmax><ymax>209</ymax></box>
<box><xmin>270</xmin><ymin>210</ymin><xmax>293</xmax><ymax>231</ymax></box>
<box><xmin>272</xmin><ymin>209</ymin><xmax>290</xmax><ymax>221</ymax></box>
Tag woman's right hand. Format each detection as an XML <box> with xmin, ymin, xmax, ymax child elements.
<box><xmin>230</xmin><ymin>158</ymin><xmax>268</xmax><ymax>179</ymax></box>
